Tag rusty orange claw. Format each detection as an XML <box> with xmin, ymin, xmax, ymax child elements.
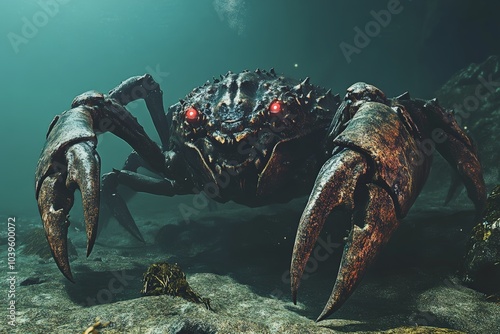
<box><xmin>290</xmin><ymin>84</ymin><xmax>486</xmax><ymax>320</ymax></box>
<box><xmin>290</xmin><ymin>149</ymin><xmax>400</xmax><ymax>321</ymax></box>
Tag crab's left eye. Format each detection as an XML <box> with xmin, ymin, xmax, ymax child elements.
<box><xmin>185</xmin><ymin>107</ymin><xmax>200</xmax><ymax>122</ymax></box>
<box><xmin>269</xmin><ymin>101</ymin><xmax>282</xmax><ymax>114</ymax></box>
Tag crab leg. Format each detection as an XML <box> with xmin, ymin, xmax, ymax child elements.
<box><xmin>101</xmin><ymin>172</ymin><xmax>144</xmax><ymax>243</ymax></box>
<box><xmin>101</xmin><ymin>168</ymin><xmax>189</xmax><ymax>242</ymax></box>
<box><xmin>419</xmin><ymin>100</ymin><xmax>486</xmax><ymax>213</ymax></box>
<box><xmin>439</xmin><ymin>134</ymin><xmax>486</xmax><ymax>212</ymax></box>
<box><xmin>108</xmin><ymin>74</ymin><xmax>170</xmax><ymax>151</ymax></box>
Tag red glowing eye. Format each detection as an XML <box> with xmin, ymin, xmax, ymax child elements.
<box><xmin>185</xmin><ymin>107</ymin><xmax>199</xmax><ymax>121</ymax></box>
<box><xmin>269</xmin><ymin>101</ymin><xmax>282</xmax><ymax>114</ymax></box>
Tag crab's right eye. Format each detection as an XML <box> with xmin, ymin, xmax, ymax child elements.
<box><xmin>269</xmin><ymin>100</ymin><xmax>282</xmax><ymax>114</ymax></box>
<box><xmin>185</xmin><ymin>107</ymin><xmax>200</xmax><ymax>122</ymax></box>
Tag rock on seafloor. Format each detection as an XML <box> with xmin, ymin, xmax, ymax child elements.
<box><xmin>435</xmin><ymin>55</ymin><xmax>500</xmax><ymax>189</ymax></box>
<box><xmin>462</xmin><ymin>185</ymin><xmax>500</xmax><ymax>298</ymax></box>
<box><xmin>0</xmin><ymin>270</ymin><xmax>475</xmax><ymax>334</ymax></box>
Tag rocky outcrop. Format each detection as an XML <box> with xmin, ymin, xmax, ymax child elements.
<box><xmin>462</xmin><ymin>185</ymin><xmax>500</xmax><ymax>299</ymax></box>
<box><xmin>436</xmin><ymin>55</ymin><xmax>500</xmax><ymax>189</ymax></box>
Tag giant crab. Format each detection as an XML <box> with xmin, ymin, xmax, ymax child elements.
<box><xmin>35</xmin><ymin>69</ymin><xmax>486</xmax><ymax>321</ymax></box>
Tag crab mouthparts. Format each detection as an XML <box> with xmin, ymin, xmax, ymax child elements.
<box><xmin>200</xmin><ymin>130</ymin><xmax>279</xmax><ymax>172</ymax></box>
<box><xmin>206</xmin><ymin>143</ymin><xmax>273</xmax><ymax>178</ymax></box>
<box><xmin>181</xmin><ymin>140</ymin><xmax>278</xmax><ymax>199</ymax></box>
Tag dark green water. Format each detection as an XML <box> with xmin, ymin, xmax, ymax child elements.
<box><xmin>1</xmin><ymin>0</ymin><xmax>499</xmax><ymax>221</ymax></box>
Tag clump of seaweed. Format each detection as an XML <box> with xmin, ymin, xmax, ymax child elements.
<box><xmin>21</xmin><ymin>227</ymin><xmax>77</xmax><ymax>260</ymax></box>
<box><xmin>141</xmin><ymin>262</ymin><xmax>211</xmax><ymax>310</ymax></box>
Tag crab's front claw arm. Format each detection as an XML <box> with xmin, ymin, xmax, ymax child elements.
<box><xmin>291</xmin><ymin>82</ymin><xmax>487</xmax><ymax>321</ymax></box>
<box><xmin>36</xmin><ymin>83</ymin><xmax>168</xmax><ymax>280</ymax></box>
<box><xmin>35</xmin><ymin>108</ymin><xmax>100</xmax><ymax>281</ymax></box>
<box><xmin>291</xmin><ymin>85</ymin><xmax>411</xmax><ymax>320</ymax></box>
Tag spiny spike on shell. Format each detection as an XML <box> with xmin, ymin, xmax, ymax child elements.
<box><xmin>270</xmin><ymin>68</ymin><xmax>276</xmax><ymax>76</ymax></box>
<box><xmin>255</xmin><ymin>68</ymin><xmax>262</xmax><ymax>74</ymax></box>
<box><xmin>301</xmin><ymin>77</ymin><xmax>310</xmax><ymax>87</ymax></box>
<box><xmin>395</xmin><ymin>91</ymin><xmax>411</xmax><ymax>100</ymax></box>
<box><xmin>316</xmin><ymin>90</ymin><xmax>341</xmax><ymax>107</ymax></box>
<box><xmin>213</xmin><ymin>77</ymin><xmax>220</xmax><ymax>83</ymax></box>
<box><xmin>424</xmin><ymin>97</ymin><xmax>439</xmax><ymax>108</ymax></box>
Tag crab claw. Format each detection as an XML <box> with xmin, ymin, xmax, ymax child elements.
<box><xmin>65</xmin><ymin>142</ymin><xmax>101</xmax><ymax>256</ymax></box>
<box><xmin>37</xmin><ymin>173</ymin><xmax>74</xmax><ymax>281</ymax></box>
<box><xmin>317</xmin><ymin>182</ymin><xmax>398</xmax><ymax>320</ymax></box>
<box><xmin>290</xmin><ymin>147</ymin><xmax>401</xmax><ymax>321</ymax></box>
<box><xmin>35</xmin><ymin>107</ymin><xmax>101</xmax><ymax>280</ymax></box>
<box><xmin>291</xmin><ymin>83</ymin><xmax>486</xmax><ymax>320</ymax></box>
